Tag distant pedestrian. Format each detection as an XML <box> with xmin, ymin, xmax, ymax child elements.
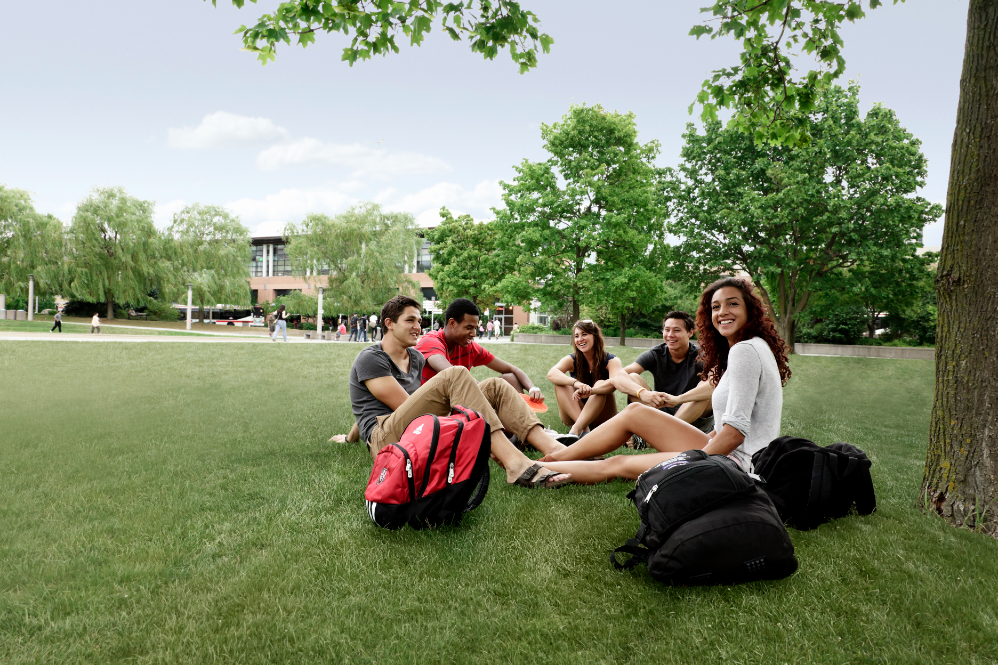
<box><xmin>50</xmin><ymin>309</ymin><xmax>62</xmax><ymax>333</ymax></box>
<box><xmin>369</xmin><ymin>312</ymin><xmax>379</xmax><ymax>340</ymax></box>
<box><xmin>91</xmin><ymin>313</ymin><xmax>100</xmax><ymax>334</ymax></box>
<box><xmin>348</xmin><ymin>313</ymin><xmax>359</xmax><ymax>342</ymax></box>
<box><xmin>271</xmin><ymin>305</ymin><xmax>288</xmax><ymax>342</ymax></box>
<box><xmin>337</xmin><ymin>321</ymin><xmax>347</xmax><ymax>340</ymax></box>
<box><xmin>478</xmin><ymin>324</ymin><xmax>484</xmax><ymax>339</ymax></box>
<box><xmin>359</xmin><ymin>313</ymin><xmax>369</xmax><ymax>342</ymax></box>
<box><xmin>486</xmin><ymin>320</ymin><xmax>493</xmax><ymax>340</ymax></box>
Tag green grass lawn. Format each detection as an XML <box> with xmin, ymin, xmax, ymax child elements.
<box><xmin>1</xmin><ymin>342</ymin><xmax>995</xmax><ymax>664</ymax></box>
<box><xmin>0</xmin><ymin>320</ymin><xmax>212</xmax><ymax>336</ymax></box>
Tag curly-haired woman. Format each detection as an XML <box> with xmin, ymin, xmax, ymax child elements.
<box><xmin>546</xmin><ymin>320</ymin><xmax>622</xmax><ymax>440</ymax></box>
<box><xmin>537</xmin><ymin>277</ymin><xmax>791</xmax><ymax>483</ymax></box>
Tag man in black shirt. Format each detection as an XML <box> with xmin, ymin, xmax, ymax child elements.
<box><xmin>611</xmin><ymin>310</ymin><xmax>714</xmax><ymax>434</ymax></box>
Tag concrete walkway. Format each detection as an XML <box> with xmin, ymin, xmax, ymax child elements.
<box><xmin>1</xmin><ymin>330</ymin><xmax>517</xmax><ymax>344</ymax></box>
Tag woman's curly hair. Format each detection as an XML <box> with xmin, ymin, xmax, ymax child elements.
<box><xmin>695</xmin><ymin>277</ymin><xmax>791</xmax><ymax>387</ymax></box>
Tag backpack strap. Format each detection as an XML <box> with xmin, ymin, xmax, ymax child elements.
<box><xmin>806</xmin><ymin>453</ymin><xmax>833</xmax><ymax>519</ymax></box>
<box><xmin>611</xmin><ymin>538</ymin><xmax>650</xmax><ymax>571</ymax></box>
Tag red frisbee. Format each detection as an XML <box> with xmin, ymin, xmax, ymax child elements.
<box><xmin>520</xmin><ymin>393</ymin><xmax>549</xmax><ymax>413</ymax></box>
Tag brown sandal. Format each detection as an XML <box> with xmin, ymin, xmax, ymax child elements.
<box><xmin>511</xmin><ymin>463</ymin><xmax>573</xmax><ymax>489</ymax></box>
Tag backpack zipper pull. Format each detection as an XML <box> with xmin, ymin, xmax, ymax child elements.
<box><xmin>644</xmin><ymin>484</ymin><xmax>659</xmax><ymax>503</ymax></box>
<box><xmin>406</xmin><ymin>459</ymin><xmax>412</xmax><ymax>478</ymax></box>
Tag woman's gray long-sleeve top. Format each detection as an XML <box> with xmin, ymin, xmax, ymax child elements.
<box><xmin>710</xmin><ymin>336</ymin><xmax>783</xmax><ymax>472</ymax></box>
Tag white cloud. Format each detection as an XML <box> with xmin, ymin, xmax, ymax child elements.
<box><xmin>223</xmin><ymin>179</ymin><xmax>503</xmax><ymax>235</ymax></box>
<box><xmin>168</xmin><ymin>112</ymin><xmax>289</xmax><ymax>150</ymax></box>
<box><xmin>378</xmin><ymin>180</ymin><xmax>503</xmax><ymax>226</ymax></box>
<box><xmin>154</xmin><ymin>199</ymin><xmax>187</xmax><ymax>228</ymax></box>
<box><xmin>256</xmin><ymin>138</ymin><xmax>452</xmax><ymax>176</ymax></box>
<box><xmin>226</xmin><ymin>185</ymin><xmax>358</xmax><ymax>230</ymax></box>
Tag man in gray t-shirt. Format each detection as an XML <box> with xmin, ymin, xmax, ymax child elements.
<box><xmin>341</xmin><ymin>295</ymin><xmax>574</xmax><ymax>489</ymax></box>
<box><xmin>612</xmin><ymin>310</ymin><xmax>714</xmax><ymax>433</ymax></box>
<box><xmin>350</xmin><ymin>343</ymin><xmax>425</xmax><ymax>444</ymax></box>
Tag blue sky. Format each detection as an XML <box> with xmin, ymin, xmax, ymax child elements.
<box><xmin>1</xmin><ymin>1</ymin><xmax>966</xmax><ymax>246</ymax></box>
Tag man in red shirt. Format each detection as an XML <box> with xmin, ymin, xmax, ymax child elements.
<box><xmin>416</xmin><ymin>298</ymin><xmax>543</xmax><ymax>398</ymax></box>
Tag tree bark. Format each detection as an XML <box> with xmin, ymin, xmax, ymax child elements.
<box><xmin>106</xmin><ymin>295</ymin><xmax>114</xmax><ymax>320</ymax></box>
<box><xmin>619</xmin><ymin>312</ymin><xmax>627</xmax><ymax>347</ymax></box>
<box><xmin>921</xmin><ymin>0</ymin><xmax>998</xmax><ymax>536</ymax></box>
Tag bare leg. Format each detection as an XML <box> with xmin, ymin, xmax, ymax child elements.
<box><xmin>555</xmin><ymin>384</ymin><xmax>583</xmax><ymax>428</ymax></box>
<box><xmin>539</xmin><ymin>403</ymin><xmax>709</xmax><ymax>462</ymax></box>
<box><xmin>489</xmin><ymin>430</ymin><xmax>569</xmax><ymax>484</ymax></box>
<box><xmin>569</xmin><ymin>393</ymin><xmax>617</xmax><ymax>434</ymax></box>
<box><xmin>522</xmin><ymin>424</ymin><xmax>567</xmax><ymax>456</ymax></box>
<box><xmin>626</xmin><ymin>373</ymin><xmax>652</xmax><ymax>402</ymax></box>
<box><xmin>500</xmin><ymin>372</ymin><xmax>524</xmax><ymax>392</ymax></box>
<box><xmin>541</xmin><ymin>451</ymin><xmax>684</xmax><ymax>484</ymax></box>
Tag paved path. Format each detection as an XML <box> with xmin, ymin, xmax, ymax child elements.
<box><xmin>1</xmin><ymin>329</ymin><xmax>517</xmax><ymax>344</ymax></box>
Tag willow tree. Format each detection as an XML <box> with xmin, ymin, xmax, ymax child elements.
<box><xmin>166</xmin><ymin>203</ymin><xmax>252</xmax><ymax>322</ymax></box>
<box><xmin>691</xmin><ymin>0</ymin><xmax>998</xmax><ymax>533</ymax></box>
<box><xmin>67</xmin><ymin>187</ymin><xmax>161</xmax><ymax>319</ymax></box>
<box><xmin>0</xmin><ymin>185</ymin><xmax>66</xmax><ymax>301</ymax></box>
<box><xmin>282</xmin><ymin>202</ymin><xmax>421</xmax><ymax>315</ymax></box>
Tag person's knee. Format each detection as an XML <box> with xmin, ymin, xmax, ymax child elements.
<box><xmin>439</xmin><ymin>365</ymin><xmax>473</xmax><ymax>386</ymax></box>
<box><xmin>623</xmin><ymin>401</ymin><xmax>645</xmax><ymax>415</ymax></box>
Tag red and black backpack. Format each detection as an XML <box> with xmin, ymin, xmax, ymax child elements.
<box><xmin>365</xmin><ymin>406</ymin><xmax>492</xmax><ymax>530</ymax></box>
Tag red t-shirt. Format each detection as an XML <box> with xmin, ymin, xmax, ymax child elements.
<box><xmin>415</xmin><ymin>329</ymin><xmax>496</xmax><ymax>384</ymax></box>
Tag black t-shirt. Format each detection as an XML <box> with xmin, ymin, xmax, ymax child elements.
<box><xmin>634</xmin><ymin>342</ymin><xmax>703</xmax><ymax>416</ymax></box>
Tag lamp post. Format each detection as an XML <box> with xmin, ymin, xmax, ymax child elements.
<box><xmin>186</xmin><ymin>284</ymin><xmax>193</xmax><ymax>331</ymax></box>
<box><xmin>27</xmin><ymin>274</ymin><xmax>34</xmax><ymax>321</ymax></box>
<box><xmin>317</xmin><ymin>287</ymin><xmax>324</xmax><ymax>338</ymax></box>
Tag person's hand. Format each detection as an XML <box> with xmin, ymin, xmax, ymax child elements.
<box><xmin>573</xmin><ymin>383</ymin><xmax>592</xmax><ymax>401</ymax></box>
<box><xmin>527</xmin><ymin>386</ymin><xmax>544</xmax><ymax>402</ymax></box>
<box><xmin>662</xmin><ymin>393</ymin><xmax>682</xmax><ymax>408</ymax></box>
<box><xmin>638</xmin><ymin>389</ymin><xmax>666</xmax><ymax>409</ymax></box>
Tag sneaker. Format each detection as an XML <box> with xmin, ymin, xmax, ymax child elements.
<box><xmin>631</xmin><ymin>434</ymin><xmax>649</xmax><ymax>450</ymax></box>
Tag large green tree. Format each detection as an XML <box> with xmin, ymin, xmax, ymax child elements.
<box><xmin>668</xmin><ymin>84</ymin><xmax>941</xmax><ymax>346</ymax></box>
<box><xmin>67</xmin><ymin>187</ymin><xmax>162</xmax><ymax>320</ymax></box>
<box><xmin>283</xmin><ymin>202</ymin><xmax>421</xmax><ymax>315</ymax></box>
<box><xmin>166</xmin><ymin>204</ymin><xmax>252</xmax><ymax>322</ymax></box>
<box><xmin>0</xmin><ymin>185</ymin><xmax>66</xmax><ymax>300</ymax></box>
<box><xmin>691</xmin><ymin>0</ymin><xmax>998</xmax><ymax>534</ymax></box>
<box><xmin>424</xmin><ymin>207</ymin><xmax>500</xmax><ymax>311</ymax></box>
<box><xmin>493</xmin><ymin>104</ymin><xmax>667</xmax><ymax>343</ymax></box>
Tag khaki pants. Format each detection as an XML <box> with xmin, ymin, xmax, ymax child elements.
<box><xmin>367</xmin><ymin>365</ymin><xmax>541</xmax><ymax>459</ymax></box>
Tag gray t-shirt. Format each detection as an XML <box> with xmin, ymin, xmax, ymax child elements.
<box><xmin>634</xmin><ymin>342</ymin><xmax>702</xmax><ymax>416</ymax></box>
<box><xmin>711</xmin><ymin>336</ymin><xmax>783</xmax><ymax>472</ymax></box>
<box><xmin>350</xmin><ymin>343</ymin><xmax>425</xmax><ymax>443</ymax></box>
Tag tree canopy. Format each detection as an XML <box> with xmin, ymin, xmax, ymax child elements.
<box><xmin>67</xmin><ymin>187</ymin><xmax>162</xmax><ymax>319</ymax></box>
<box><xmin>668</xmin><ymin>83</ymin><xmax>941</xmax><ymax>346</ymax></box>
<box><xmin>690</xmin><ymin>0</ymin><xmax>905</xmax><ymax>145</ymax></box>
<box><xmin>0</xmin><ymin>185</ymin><xmax>66</xmax><ymax>299</ymax></box>
<box><xmin>493</xmin><ymin>104</ymin><xmax>667</xmax><ymax>342</ymax></box>
<box><xmin>166</xmin><ymin>203</ymin><xmax>252</xmax><ymax>320</ymax></box>
<box><xmin>282</xmin><ymin>202</ymin><xmax>421</xmax><ymax>314</ymax></box>
<box><xmin>424</xmin><ymin>207</ymin><xmax>500</xmax><ymax>312</ymax></box>
<box><xmin>212</xmin><ymin>0</ymin><xmax>553</xmax><ymax>72</ymax></box>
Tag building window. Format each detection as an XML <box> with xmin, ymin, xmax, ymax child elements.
<box><xmin>537</xmin><ymin>314</ymin><xmax>549</xmax><ymax>326</ymax></box>
<box><xmin>415</xmin><ymin>240</ymin><xmax>432</xmax><ymax>273</ymax></box>
<box><xmin>421</xmin><ymin>287</ymin><xmax>438</xmax><ymax>301</ymax></box>
<box><xmin>250</xmin><ymin>245</ymin><xmax>264</xmax><ymax>277</ymax></box>
<box><xmin>272</xmin><ymin>244</ymin><xmax>291</xmax><ymax>276</ymax></box>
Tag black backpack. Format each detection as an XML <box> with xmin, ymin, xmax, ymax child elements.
<box><xmin>751</xmin><ymin>437</ymin><xmax>876</xmax><ymax>530</ymax></box>
<box><xmin>612</xmin><ymin>450</ymin><xmax>798</xmax><ymax>586</ymax></box>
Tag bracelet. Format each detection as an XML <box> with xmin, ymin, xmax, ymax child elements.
<box><xmin>636</xmin><ymin>387</ymin><xmax>645</xmax><ymax>399</ymax></box>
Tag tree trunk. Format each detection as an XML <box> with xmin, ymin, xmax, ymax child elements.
<box><xmin>619</xmin><ymin>312</ymin><xmax>627</xmax><ymax>347</ymax></box>
<box><xmin>106</xmin><ymin>295</ymin><xmax>114</xmax><ymax>320</ymax></box>
<box><xmin>921</xmin><ymin>0</ymin><xmax>998</xmax><ymax>536</ymax></box>
<box><xmin>571</xmin><ymin>297</ymin><xmax>580</xmax><ymax>324</ymax></box>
